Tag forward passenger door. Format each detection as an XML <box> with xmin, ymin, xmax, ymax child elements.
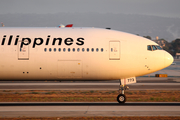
<box><xmin>109</xmin><ymin>41</ymin><xmax>120</xmax><ymax>60</ymax></box>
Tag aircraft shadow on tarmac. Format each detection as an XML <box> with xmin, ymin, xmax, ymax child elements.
<box><xmin>0</xmin><ymin>102</ymin><xmax>180</xmax><ymax>106</ymax></box>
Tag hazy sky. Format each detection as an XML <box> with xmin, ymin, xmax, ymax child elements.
<box><xmin>0</xmin><ymin>0</ymin><xmax>180</xmax><ymax>18</ymax></box>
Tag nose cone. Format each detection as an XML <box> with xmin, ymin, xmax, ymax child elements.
<box><xmin>164</xmin><ymin>52</ymin><xmax>174</xmax><ymax>68</ymax></box>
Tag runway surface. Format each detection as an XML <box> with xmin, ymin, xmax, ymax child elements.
<box><xmin>0</xmin><ymin>78</ymin><xmax>180</xmax><ymax>117</ymax></box>
<box><xmin>0</xmin><ymin>77</ymin><xmax>180</xmax><ymax>90</ymax></box>
<box><xmin>0</xmin><ymin>102</ymin><xmax>179</xmax><ymax>117</ymax></box>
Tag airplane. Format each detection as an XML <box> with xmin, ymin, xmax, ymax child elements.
<box><xmin>0</xmin><ymin>27</ymin><xmax>173</xmax><ymax>103</ymax></box>
<box><xmin>58</xmin><ymin>24</ymin><xmax>73</xmax><ymax>28</ymax></box>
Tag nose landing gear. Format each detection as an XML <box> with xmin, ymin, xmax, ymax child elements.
<box><xmin>117</xmin><ymin>81</ymin><xmax>129</xmax><ymax>103</ymax></box>
<box><xmin>117</xmin><ymin>77</ymin><xmax>135</xmax><ymax>103</ymax></box>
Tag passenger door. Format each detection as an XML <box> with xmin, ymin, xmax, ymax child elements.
<box><xmin>109</xmin><ymin>41</ymin><xmax>120</xmax><ymax>60</ymax></box>
<box><xmin>18</xmin><ymin>40</ymin><xmax>29</xmax><ymax>60</ymax></box>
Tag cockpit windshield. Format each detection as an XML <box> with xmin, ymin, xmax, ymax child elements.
<box><xmin>152</xmin><ymin>45</ymin><xmax>157</xmax><ymax>50</ymax></box>
<box><xmin>147</xmin><ymin>45</ymin><xmax>152</xmax><ymax>51</ymax></box>
<box><xmin>156</xmin><ymin>45</ymin><xmax>163</xmax><ymax>50</ymax></box>
<box><xmin>147</xmin><ymin>45</ymin><xmax>162</xmax><ymax>51</ymax></box>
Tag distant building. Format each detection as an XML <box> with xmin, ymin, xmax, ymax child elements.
<box><xmin>176</xmin><ymin>53</ymin><xmax>180</xmax><ymax>59</ymax></box>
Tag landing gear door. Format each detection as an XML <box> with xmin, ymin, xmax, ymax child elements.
<box><xmin>120</xmin><ymin>77</ymin><xmax>136</xmax><ymax>85</ymax></box>
<box><xmin>109</xmin><ymin>41</ymin><xmax>120</xmax><ymax>60</ymax></box>
<box><xmin>18</xmin><ymin>40</ymin><xmax>29</xmax><ymax>60</ymax></box>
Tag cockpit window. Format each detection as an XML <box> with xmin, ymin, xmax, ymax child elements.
<box><xmin>147</xmin><ymin>45</ymin><xmax>163</xmax><ymax>51</ymax></box>
<box><xmin>147</xmin><ymin>45</ymin><xmax>152</xmax><ymax>51</ymax></box>
<box><xmin>152</xmin><ymin>45</ymin><xmax>157</xmax><ymax>50</ymax></box>
<box><xmin>156</xmin><ymin>45</ymin><xmax>163</xmax><ymax>50</ymax></box>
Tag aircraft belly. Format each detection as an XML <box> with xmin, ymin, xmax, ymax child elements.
<box><xmin>0</xmin><ymin>58</ymin><xmax>121</xmax><ymax>80</ymax></box>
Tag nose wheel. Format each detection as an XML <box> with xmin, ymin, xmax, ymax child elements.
<box><xmin>117</xmin><ymin>94</ymin><xmax>126</xmax><ymax>103</ymax></box>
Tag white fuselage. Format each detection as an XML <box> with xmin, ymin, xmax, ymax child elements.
<box><xmin>0</xmin><ymin>27</ymin><xmax>173</xmax><ymax>80</ymax></box>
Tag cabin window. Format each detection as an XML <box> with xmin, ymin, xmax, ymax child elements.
<box><xmin>77</xmin><ymin>48</ymin><xmax>80</xmax><ymax>52</ymax></box>
<box><xmin>58</xmin><ymin>48</ymin><xmax>61</xmax><ymax>52</ymax></box>
<box><xmin>101</xmin><ymin>48</ymin><xmax>103</xmax><ymax>52</ymax></box>
<box><xmin>44</xmin><ymin>47</ymin><xmax>105</xmax><ymax>52</ymax></box>
<box><xmin>87</xmin><ymin>48</ymin><xmax>89</xmax><ymax>52</ymax></box>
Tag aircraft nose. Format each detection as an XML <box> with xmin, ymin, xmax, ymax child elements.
<box><xmin>164</xmin><ymin>52</ymin><xmax>174</xmax><ymax>67</ymax></box>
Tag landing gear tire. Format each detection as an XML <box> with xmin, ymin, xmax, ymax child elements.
<box><xmin>117</xmin><ymin>94</ymin><xmax>126</xmax><ymax>103</ymax></box>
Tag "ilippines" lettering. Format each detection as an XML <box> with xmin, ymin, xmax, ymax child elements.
<box><xmin>1</xmin><ymin>35</ymin><xmax>84</xmax><ymax>48</ymax></box>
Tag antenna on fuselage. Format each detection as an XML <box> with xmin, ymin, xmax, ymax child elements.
<box><xmin>58</xmin><ymin>24</ymin><xmax>73</xmax><ymax>28</ymax></box>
